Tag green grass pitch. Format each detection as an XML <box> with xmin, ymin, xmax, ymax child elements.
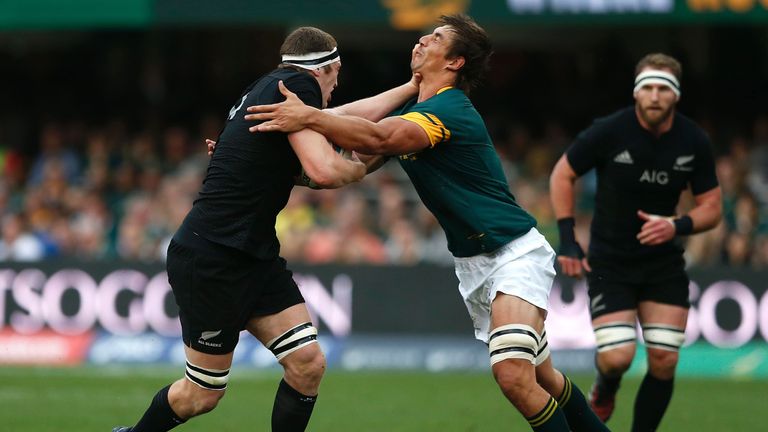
<box><xmin>0</xmin><ymin>366</ymin><xmax>762</xmax><ymax>431</ymax></box>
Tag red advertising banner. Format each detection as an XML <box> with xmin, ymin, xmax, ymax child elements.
<box><xmin>0</xmin><ymin>328</ymin><xmax>94</xmax><ymax>365</ymax></box>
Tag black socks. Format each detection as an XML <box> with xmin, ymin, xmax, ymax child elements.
<box><xmin>632</xmin><ymin>373</ymin><xmax>674</xmax><ymax>432</ymax></box>
<box><xmin>131</xmin><ymin>385</ymin><xmax>186</xmax><ymax>432</ymax></box>
<box><xmin>271</xmin><ymin>378</ymin><xmax>317</xmax><ymax>432</ymax></box>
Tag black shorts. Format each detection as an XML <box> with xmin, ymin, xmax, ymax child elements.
<box><xmin>166</xmin><ymin>237</ymin><xmax>305</xmax><ymax>355</ymax></box>
<box><xmin>586</xmin><ymin>254</ymin><xmax>690</xmax><ymax>319</ymax></box>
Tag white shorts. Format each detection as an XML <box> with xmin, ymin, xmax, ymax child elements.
<box><xmin>453</xmin><ymin>228</ymin><xmax>556</xmax><ymax>343</ymax></box>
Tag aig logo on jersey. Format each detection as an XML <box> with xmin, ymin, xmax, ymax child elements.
<box><xmin>639</xmin><ymin>170</ymin><xmax>669</xmax><ymax>185</ymax></box>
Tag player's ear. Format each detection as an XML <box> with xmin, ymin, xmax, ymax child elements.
<box><xmin>309</xmin><ymin>68</ymin><xmax>321</xmax><ymax>78</ymax></box>
<box><xmin>446</xmin><ymin>56</ymin><xmax>465</xmax><ymax>72</ymax></box>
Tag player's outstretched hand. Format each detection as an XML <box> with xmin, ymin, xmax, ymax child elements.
<box><xmin>637</xmin><ymin>210</ymin><xmax>676</xmax><ymax>245</ymax></box>
<box><xmin>206</xmin><ymin>139</ymin><xmax>216</xmax><ymax>157</ymax></box>
<box><xmin>245</xmin><ymin>80</ymin><xmax>312</xmax><ymax>133</ymax></box>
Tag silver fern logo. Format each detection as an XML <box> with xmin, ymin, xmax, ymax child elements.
<box><xmin>200</xmin><ymin>330</ymin><xmax>222</xmax><ymax>341</ymax></box>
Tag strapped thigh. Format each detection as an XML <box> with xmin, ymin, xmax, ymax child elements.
<box><xmin>488</xmin><ymin>324</ymin><xmax>540</xmax><ymax>366</ymax></box>
<box><xmin>185</xmin><ymin>360</ymin><xmax>230</xmax><ymax>391</ymax></box>
<box><xmin>594</xmin><ymin>322</ymin><xmax>636</xmax><ymax>353</ymax></box>
<box><xmin>267</xmin><ymin>322</ymin><xmax>318</xmax><ymax>361</ymax></box>
<box><xmin>642</xmin><ymin>323</ymin><xmax>686</xmax><ymax>352</ymax></box>
<box><xmin>535</xmin><ymin>329</ymin><xmax>550</xmax><ymax>366</ymax></box>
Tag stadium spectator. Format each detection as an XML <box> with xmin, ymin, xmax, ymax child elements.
<box><xmin>549</xmin><ymin>53</ymin><xmax>722</xmax><ymax>431</ymax></box>
<box><xmin>27</xmin><ymin>123</ymin><xmax>81</xmax><ymax>187</ymax></box>
<box><xmin>0</xmin><ymin>213</ymin><xmax>45</xmax><ymax>261</ymax></box>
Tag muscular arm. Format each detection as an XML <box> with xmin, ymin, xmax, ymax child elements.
<box><xmin>303</xmin><ymin>113</ymin><xmax>429</xmax><ymax>156</ymax></box>
<box><xmin>549</xmin><ymin>154</ymin><xmax>590</xmax><ymax>277</ymax></box>
<box><xmin>687</xmin><ymin>186</ymin><xmax>723</xmax><ymax>233</ymax></box>
<box><xmin>549</xmin><ymin>155</ymin><xmax>579</xmax><ymax>219</ymax></box>
<box><xmin>288</xmin><ymin>128</ymin><xmax>366</xmax><ymax>189</ymax></box>
<box><xmin>327</xmin><ymin>76</ymin><xmax>419</xmax><ymax>122</ymax></box>
<box><xmin>246</xmin><ymin>81</ymin><xmax>431</xmax><ymax>156</ymax></box>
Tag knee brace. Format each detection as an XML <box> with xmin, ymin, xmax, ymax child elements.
<box><xmin>535</xmin><ymin>330</ymin><xmax>550</xmax><ymax>366</ymax></box>
<box><xmin>642</xmin><ymin>324</ymin><xmax>686</xmax><ymax>352</ymax></box>
<box><xmin>488</xmin><ymin>324</ymin><xmax>540</xmax><ymax>366</ymax></box>
<box><xmin>267</xmin><ymin>322</ymin><xmax>318</xmax><ymax>361</ymax></box>
<box><xmin>185</xmin><ymin>360</ymin><xmax>230</xmax><ymax>391</ymax></box>
<box><xmin>594</xmin><ymin>322</ymin><xmax>636</xmax><ymax>353</ymax></box>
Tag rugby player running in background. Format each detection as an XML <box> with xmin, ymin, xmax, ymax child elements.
<box><xmin>549</xmin><ymin>53</ymin><xmax>722</xmax><ymax>431</ymax></box>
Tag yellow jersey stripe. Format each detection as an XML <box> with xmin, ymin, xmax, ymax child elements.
<box><xmin>399</xmin><ymin>111</ymin><xmax>451</xmax><ymax>147</ymax></box>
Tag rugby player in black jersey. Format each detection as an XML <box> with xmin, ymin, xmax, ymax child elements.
<box><xmin>112</xmin><ymin>27</ymin><xmax>419</xmax><ymax>432</ymax></box>
<box><xmin>550</xmin><ymin>53</ymin><xmax>722</xmax><ymax>431</ymax></box>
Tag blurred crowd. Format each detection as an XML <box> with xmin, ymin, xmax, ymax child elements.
<box><xmin>1</xmin><ymin>113</ymin><xmax>766</xmax><ymax>269</ymax></box>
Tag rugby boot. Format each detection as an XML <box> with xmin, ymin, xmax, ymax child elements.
<box><xmin>588</xmin><ymin>382</ymin><xmax>616</xmax><ymax>422</ymax></box>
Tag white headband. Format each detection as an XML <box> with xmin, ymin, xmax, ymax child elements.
<box><xmin>634</xmin><ymin>70</ymin><xmax>681</xmax><ymax>98</ymax></box>
<box><xmin>281</xmin><ymin>47</ymin><xmax>340</xmax><ymax>70</ymax></box>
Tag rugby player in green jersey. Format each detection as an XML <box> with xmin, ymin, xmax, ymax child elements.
<box><xmin>245</xmin><ymin>14</ymin><xmax>609</xmax><ymax>432</ymax></box>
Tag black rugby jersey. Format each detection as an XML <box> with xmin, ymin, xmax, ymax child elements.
<box><xmin>566</xmin><ymin>106</ymin><xmax>719</xmax><ymax>259</ymax></box>
<box><xmin>180</xmin><ymin>69</ymin><xmax>322</xmax><ymax>259</ymax></box>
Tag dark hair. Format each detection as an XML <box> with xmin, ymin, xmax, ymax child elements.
<box><xmin>438</xmin><ymin>14</ymin><xmax>492</xmax><ymax>93</ymax></box>
<box><xmin>635</xmin><ymin>53</ymin><xmax>682</xmax><ymax>81</ymax></box>
<box><xmin>278</xmin><ymin>27</ymin><xmax>338</xmax><ymax>73</ymax></box>
<box><xmin>280</xmin><ymin>27</ymin><xmax>337</xmax><ymax>57</ymax></box>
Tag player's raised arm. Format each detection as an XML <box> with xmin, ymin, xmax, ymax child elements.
<box><xmin>325</xmin><ymin>73</ymin><xmax>421</xmax><ymax>121</ymax></box>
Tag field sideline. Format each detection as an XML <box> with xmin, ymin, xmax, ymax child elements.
<box><xmin>0</xmin><ymin>366</ymin><xmax>761</xmax><ymax>431</ymax></box>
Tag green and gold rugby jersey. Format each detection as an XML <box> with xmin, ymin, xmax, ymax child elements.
<box><xmin>391</xmin><ymin>87</ymin><xmax>536</xmax><ymax>257</ymax></box>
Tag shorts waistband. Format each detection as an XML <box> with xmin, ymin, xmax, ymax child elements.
<box><xmin>453</xmin><ymin>228</ymin><xmax>545</xmax><ymax>268</ymax></box>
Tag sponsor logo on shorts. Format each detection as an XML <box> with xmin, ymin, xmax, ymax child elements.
<box><xmin>198</xmin><ymin>330</ymin><xmax>223</xmax><ymax>348</ymax></box>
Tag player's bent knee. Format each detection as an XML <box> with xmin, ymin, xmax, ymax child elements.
<box><xmin>597</xmin><ymin>345</ymin><xmax>636</xmax><ymax>373</ymax></box>
<box><xmin>177</xmin><ymin>375</ymin><xmax>228</xmax><ymax>417</ymax></box>
<box><xmin>492</xmin><ymin>359</ymin><xmax>537</xmax><ymax>406</ymax></box>
<box><xmin>192</xmin><ymin>388</ymin><xmax>226</xmax><ymax>415</ymax></box>
<box><xmin>284</xmin><ymin>344</ymin><xmax>326</xmax><ymax>380</ymax></box>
